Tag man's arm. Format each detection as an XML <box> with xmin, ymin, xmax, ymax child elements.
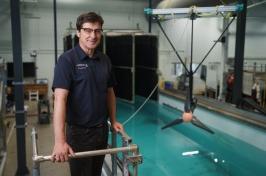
<box><xmin>107</xmin><ymin>87</ymin><xmax>123</xmax><ymax>132</ymax></box>
<box><xmin>52</xmin><ymin>88</ymin><xmax>74</xmax><ymax>162</ymax></box>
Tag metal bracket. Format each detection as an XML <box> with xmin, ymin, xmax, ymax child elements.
<box><xmin>144</xmin><ymin>4</ymin><xmax>243</xmax><ymax>16</ymax></box>
<box><xmin>127</xmin><ymin>154</ymin><xmax>143</xmax><ymax>166</ymax></box>
<box><xmin>15</xmin><ymin>110</ymin><xmax>26</xmax><ymax>114</ymax></box>
<box><xmin>12</xmin><ymin>81</ymin><xmax>25</xmax><ymax>85</ymax></box>
<box><xmin>15</xmin><ymin>123</ymin><xmax>28</xmax><ymax>128</ymax></box>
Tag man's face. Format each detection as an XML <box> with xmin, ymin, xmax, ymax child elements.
<box><xmin>77</xmin><ymin>22</ymin><xmax>102</xmax><ymax>51</ymax></box>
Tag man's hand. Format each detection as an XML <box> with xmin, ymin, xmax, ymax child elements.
<box><xmin>51</xmin><ymin>142</ymin><xmax>75</xmax><ymax>162</ymax></box>
<box><xmin>111</xmin><ymin>121</ymin><xmax>123</xmax><ymax>132</ymax></box>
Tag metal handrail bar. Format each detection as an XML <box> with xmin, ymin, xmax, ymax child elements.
<box><xmin>31</xmin><ymin>126</ymin><xmax>141</xmax><ymax>176</ymax></box>
<box><xmin>33</xmin><ymin>144</ymin><xmax>138</xmax><ymax>163</ymax></box>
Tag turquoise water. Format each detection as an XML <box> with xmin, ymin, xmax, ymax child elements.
<box><xmin>114</xmin><ymin>97</ymin><xmax>266</xmax><ymax>176</ymax></box>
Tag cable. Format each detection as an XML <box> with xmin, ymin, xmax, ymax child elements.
<box><xmin>156</xmin><ymin>18</ymin><xmax>189</xmax><ymax>74</ymax></box>
<box><xmin>219</xmin><ymin>0</ymin><xmax>226</xmax><ymax>5</ymax></box>
<box><xmin>193</xmin><ymin>16</ymin><xmax>235</xmax><ymax>73</ymax></box>
<box><xmin>176</xmin><ymin>19</ymin><xmax>189</xmax><ymax>49</ymax></box>
<box><xmin>122</xmin><ymin>83</ymin><xmax>159</xmax><ymax>125</ymax></box>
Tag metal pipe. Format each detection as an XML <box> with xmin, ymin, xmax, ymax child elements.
<box><xmin>247</xmin><ymin>0</ymin><xmax>266</xmax><ymax>9</ymax></box>
<box><xmin>232</xmin><ymin>0</ymin><xmax>247</xmax><ymax>105</ymax></box>
<box><xmin>148</xmin><ymin>0</ymin><xmax>152</xmax><ymax>32</ymax></box>
<box><xmin>31</xmin><ymin>128</ymin><xmax>38</xmax><ymax>158</ymax></box>
<box><xmin>108</xmin><ymin>121</ymin><xmax>133</xmax><ymax>175</ymax></box>
<box><xmin>189</xmin><ymin>13</ymin><xmax>195</xmax><ymax>104</ymax></box>
<box><xmin>111</xmin><ymin>129</ymin><xmax>117</xmax><ymax>176</ymax></box>
<box><xmin>156</xmin><ymin>19</ymin><xmax>189</xmax><ymax>74</ymax></box>
<box><xmin>31</xmin><ymin>125</ymin><xmax>140</xmax><ymax>175</ymax></box>
<box><xmin>122</xmin><ymin>139</ymin><xmax>130</xmax><ymax>176</ymax></box>
<box><xmin>33</xmin><ymin>145</ymin><xmax>138</xmax><ymax>163</ymax></box>
<box><xmin>133</xmin><ymin>165</ymin><xmax>138</xmax><ymax>176</ymax></box>
<box><xmin>145</xmin><ymin>4</ymin><xmax>243</xmax><ymax>16</ymax></box>
<box><xmin>10</xmin><ymin>0</ymin><xmax>29</xmax><ymax>174</ymax></box>
<box><xmin>31</xmin><ymin>128</ymin><xmax>40</xmax><ymax>176</ymax></box>
<box><xmin>193</xmin><ymin>16</ymin><xmax>235</xmax><ymax>73</ymax></box>
<box><xmin>119</xmin><ymin>129</ymin><xmax>132</xmax><ymax>142</ymax></box>
<box><xmin>53</xmin><ymin>0</ymin><xmax>58</xmax><ymax>64</ymax></box>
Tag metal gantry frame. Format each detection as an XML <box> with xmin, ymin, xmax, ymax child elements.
<box><xmin>31</xmin><ymin>124</ymin><xmax>142</xmax><ymax>176</ymax></box>
<box><xmin>144</xmin><ymin>4</ymin><xmax>243</xmax><ymax>95</ymax></box>
<box><xmin>145</xmin><ymin>4</ymin><xmax>243</xmax><ymax>18</ymax></box>
<box><xmin>145</xmin><ymin>4</ymin><xmax>243</xmax><ymax>133</ymax></box>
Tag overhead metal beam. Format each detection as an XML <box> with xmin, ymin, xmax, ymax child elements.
<box><xmin>144</xmin><ymin>4</ymin><xmax>243</xmax><ymax>16</ymax></box>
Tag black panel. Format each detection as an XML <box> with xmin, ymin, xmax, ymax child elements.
<box><xmin>23</xmin><ymin>63</ymin><xmax>36</xmax><ymax>77</ymax></box>
<box><xmin>106</xmin><ymin>35</ymin><xmax>133</xmax><ymax>67</ymax></box>
<box><xmin>135</xmin><ymin>35</ymin><xmax>158</xmax><ymax>100</ymax></box>
<box><xmin>135</xmin><ymin>67</ymin><xmax>158</xmax><ymax>100</ymax></box>
<box><xmin>105</xmin><ymin>34</ymin><xmax>158</xmax><ymax>102</ymax></box>
<box><xmin>63</xmin><ymin>35</ymin><xmax>72</xmax><ymax>52</ymax></box>
<box><xmin>7</xmin><ymin>62</ymin><xmax>36</xmax><ymax>78</ymax></box>
<box><xmin>74</xmin><ymin>35</ymin><xmax>79</xmax><ymax>47</ymax></box>
<box><xmin>135</xmin><ymin>35</ymin><xmax>158</xmax><ymax>68</ymax></box>
<box><xmin>7</xmin><ymin>62</ymin><xmax>14</xmax><ymax>78</ymax></box>
<box><xmin>113</xmin><ymin>67</ymin><xmax>133</xmax><ymax>101</ymax></box>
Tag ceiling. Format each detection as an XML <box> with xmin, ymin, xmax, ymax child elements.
<box><xmin>1</xmin><ymin>0</ymin><xmax>266</xmax><ymax>18</ymax></box>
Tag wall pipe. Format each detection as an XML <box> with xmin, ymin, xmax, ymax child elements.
<box><xmin>232</xmin><ymin>0</ymin><xmax>247</xmax><ymax>105</ymax></box>
<box><xmin>53</xmin><ymin>0</ymin><xmax>58</xmax><ymax>65</ymax></box>
<box><xmin>10</xmin><ymin>0</ymin><xmax>29</xmax><ymax>175</ymax></box>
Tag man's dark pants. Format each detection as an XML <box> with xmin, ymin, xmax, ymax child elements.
<box><xmin>66</xmin><ymin>123</ymin><xmax>108</xmax><ymax>176</ymax></box>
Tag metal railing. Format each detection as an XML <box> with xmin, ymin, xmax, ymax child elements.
<box><xmin>109</xmin><ymin>122</ymin><xmax>142</xmax><ymax>176</ymax></box>
<box><xmin>31</xmin><ymin>125</ymin><xmax>142</xmax><ymax>176</ymax></box>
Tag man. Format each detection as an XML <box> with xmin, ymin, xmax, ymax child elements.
<box><xmin>252</xmin><ymin>80</ymin><xmax>261</xmax><ymax>104</ymax></box>
<box><xmin>52</xmin><ymin>12</ymin><xmax>123</xmax><ymax>176</ymax></box>
<box><xmin>226</xmin><ymin>72</ymin><xmax>234</xmax><ymax>103</ymax></box>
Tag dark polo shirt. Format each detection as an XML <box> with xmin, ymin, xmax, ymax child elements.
<box><xmin>52</xmin><ymin>44</ymin><xmax>116</xmax><ymax>127</ymax></box>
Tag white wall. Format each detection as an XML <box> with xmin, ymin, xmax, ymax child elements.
<box><xmin>156</xmin><ymin>10</ymin><xmax>266</xmax><ymax>91</ymax></box>
<box><xmin>228</xmin><ymin>17</ymin><xmax>266</xmax><ymax>58</ymax></box>
<box><xmin>154</xmin><ymin>17</ymin><xmax>223</xmax><ymax>84</ymax></box>
<box><xmin>0</xmin><ymin>0</ymin><xmax>149</xmax><ymax>97</ymax></box>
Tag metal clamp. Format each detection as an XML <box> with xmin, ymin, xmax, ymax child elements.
<box><xmin>127</xmin><ymin>154</ymin><xmax>143</xmax><ymax>166</ymax></box>
<box><xmin>15</xmin><ymin>110</ymin><xmax>26</xmax><ymax>114</ymax></box>
<box><xmin>15</xmin><ymin>123</ymin><xmax>28</xmax><ymax>128</ymax></box>
<box><xmin>12</xmin><ymin>81</ymin><xmax>25</xmax><ymax>85</ymax></box>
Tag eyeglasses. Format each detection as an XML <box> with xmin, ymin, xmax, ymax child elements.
<box><xmin>81</xmin><ymin>28</ymin><xmax>103</xmax><ymax>35</ymax></box>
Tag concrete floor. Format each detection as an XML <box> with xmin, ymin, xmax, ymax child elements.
<box><xmin>3</xmin><ymin>100</ymin><xmax>70</xmax><ymax>176</ymax></box>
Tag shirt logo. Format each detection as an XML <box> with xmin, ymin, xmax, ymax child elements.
<box><xmin>76</xmin><ymin>64</ymin><xmax>88</xmax><ymax>70</ymax></box>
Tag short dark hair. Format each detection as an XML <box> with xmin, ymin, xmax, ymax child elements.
<box><xmin>76</xmin><ymin>12</ymin><xmax>104</xmax><ymax>31</ymax></box>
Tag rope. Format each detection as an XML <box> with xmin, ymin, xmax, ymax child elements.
<box><xmin>122</xmin><ymin>83</ymin><xmax>159</xmax><ymax>125</ymax></box>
